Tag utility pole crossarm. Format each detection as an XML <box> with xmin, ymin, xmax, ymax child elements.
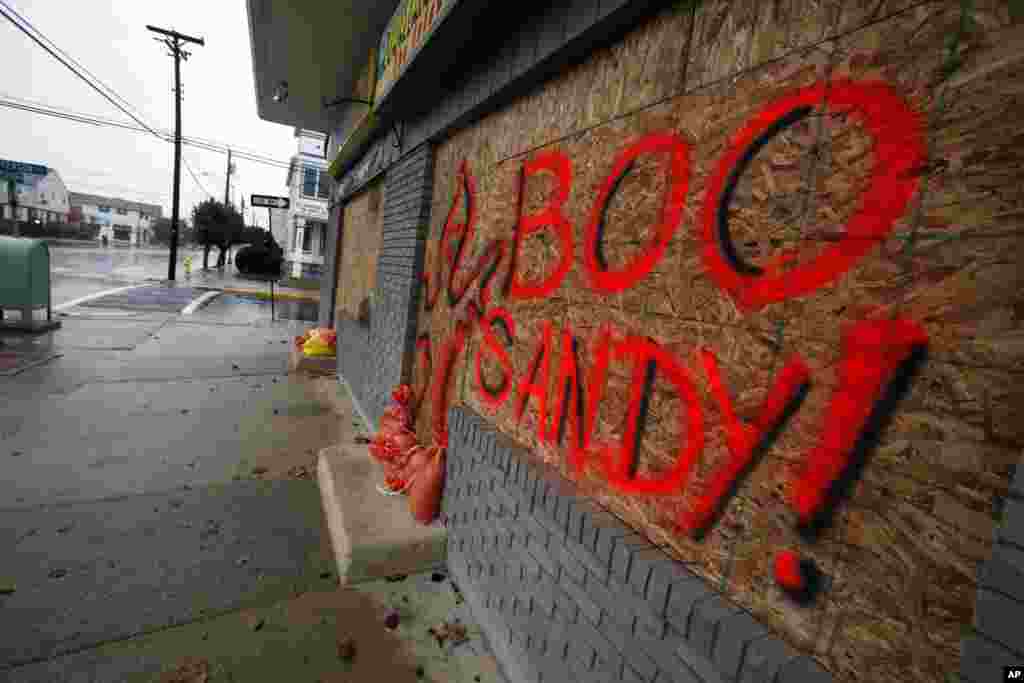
<box><xmin>145</xmin><ymin>25</ymin><xmax>205</xmax><ymax>46</ymax></box>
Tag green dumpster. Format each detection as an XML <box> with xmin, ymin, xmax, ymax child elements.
<box><xmin>0</xmin><ymin>236</ymin><xmax>61</xmax><ymax>332</ymax></box>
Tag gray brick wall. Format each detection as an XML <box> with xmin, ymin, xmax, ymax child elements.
<box><xmin>445</xmin><ymin>405</ymin><xmax>833</xmax><ymax>683</ymax></box>
<box><xmin>335</xmin><ymin>144</ymin><xmax>433</xmax><ymax>430</ymax></box>
<box><xmin>961</xmin><ymin>459</ymin><xmax>1024</xmax><ymax>683</ymax></box>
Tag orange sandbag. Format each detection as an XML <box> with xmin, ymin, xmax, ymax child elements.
<box><xmin>408</xmin><ymin>446</ymin><xmax>445</xmax><ymax>525</ymax></box>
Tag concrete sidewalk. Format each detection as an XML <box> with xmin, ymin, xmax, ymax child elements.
<box><xmin>0</xmin><ymin>290</ymin><xmax>501</xmax><ymax>683</ymax></box>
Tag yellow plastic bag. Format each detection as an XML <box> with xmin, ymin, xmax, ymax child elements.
<box><xmin>303</xmin><ymin>336</ymin><xmax>334</xmax><ymax>357</ymax></box>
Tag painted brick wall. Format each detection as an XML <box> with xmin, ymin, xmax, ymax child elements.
<box><xmin>337</xmin><ymin>144</ymin><xmax>434</xmax><ymax>428</ymax></box>
<box><xmin>445</xmin><ymin>405</ymin><xmax>833</xmax><ymax>683</ymax></box>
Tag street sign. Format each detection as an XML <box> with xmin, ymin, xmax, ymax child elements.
<box><xmin>251</xmin><ymin>194</ymin><xmax>289</xmax><ymax>209</ymax></box>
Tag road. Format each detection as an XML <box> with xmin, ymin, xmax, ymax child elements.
<box><xmin>47</xmin><ymin>244</ymin><xmax>292</xmax><ymax>308</ymax></box>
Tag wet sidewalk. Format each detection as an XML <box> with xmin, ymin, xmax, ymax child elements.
<box><xmin>0</xmin><ymin>290</ymin><xmax>502</xmax><ymax>682</ymax></box>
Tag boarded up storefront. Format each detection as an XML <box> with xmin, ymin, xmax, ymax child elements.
<box><xmin>336</xmin><ymin>180</ymin><xmax>384</xmax><ymax>326</ymax></box>
<box><xmin>409</xmin><ymin>2</ymin><xmax>1024</xmax><ymax>682</ymax></box>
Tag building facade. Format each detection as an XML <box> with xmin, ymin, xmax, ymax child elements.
<box><xmin>249</xmin><ymin>3</ymin><xmax>1024</xmax><ymax>683</ymax></box>
<box><xmin>281</xmin><ymin>128</ymin><xmax>331</xmax><ymax>279</ymax></box>
<box><xmin>67</xmin><ymin>192</ymin><xmax>162</xmax><ymax>246</ymax></box>
<box><xmin>0</xmin><ymin>159</ymin><xmax>70</xmax><ymax>224</ymax></box>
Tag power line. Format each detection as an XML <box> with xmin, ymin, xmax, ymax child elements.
<box><xmin>0</xmin><ymin>0</ymin><xmax>164</xmax><ymax>138</ymax></box>
<box><xmin>182</xmin><ymin>156</ymin><xmax>214</xmax><ymax>199</ymax></box>
<box><xmin>0</xmin><ymin>0</ymin><xmax>153</xmax><ymax>127</ymax></box>
<box><xmin>0</xmin><ymin>96</ymin><xmax>293</xmax><ymax>170</ymax></box>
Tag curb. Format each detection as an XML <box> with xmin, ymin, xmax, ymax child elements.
<box><xmin>181</xmin><ymin>290</ymin><xmax>222</xmax><ymax>315</ymax></box>
<box><xmin>219</xmin><ymin>287</ymin><xmax>320</xmax><ymax>304</ymax></box>
<box><xmin>54</xmin><ymin>284</ymin><xmax>147</xmax><ymax>311</ymax></box>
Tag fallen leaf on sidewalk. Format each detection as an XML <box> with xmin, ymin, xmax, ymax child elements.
<box><xmin>288</xmin><ymin>465</ymin><xmax>310</xmax><ymax>479</ymax></box>
<box><xmin>160</xmin><ymin>657</ymin><xmax>209</xmax><ymax>683</ymax></box>
<box><xmin>337</xmin><ymin>636</ymin><xmax>357</xmax><ymax>661</ymax></box>
<box><xmin>427</xmin><ymin>621</ymin><xmax>468</xmax><ymax>648</ymax></box>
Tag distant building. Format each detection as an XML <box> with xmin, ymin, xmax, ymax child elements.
<box><xmin>282</xmin><ymin>128</ymin><xmax>331</xmax><ymax>279</ymax></box>
<box><xmin>68</xmin><ymin>192</ymin><xmax>163</xmax><ymax>246</ymax></box>
<box><xmin>0</xmin><ymin>159</ymin><xmax>70</xmax><ymax>224</ymax></box>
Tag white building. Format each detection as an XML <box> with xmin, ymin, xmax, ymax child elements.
<box><xmin>68</xmin><ymin>192</ymin><xmax>163</xmax><ymax>246</ymax></box>
<box><xmin>268</xmin><ymin>205</ymin><xmax>289</xmax><ymax>251</ymax></box>
<box><xmin>282</xmin><ymin>128</ymin><xmax>332</xmax><ymax>279</ymax></box>
<box><xmin>0</xmin><ymin>159</ymin><xmax>70</xmax><ymax>224</ymax></box>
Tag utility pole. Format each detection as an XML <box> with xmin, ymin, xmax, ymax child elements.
<box><xmin>147</xmin><ymin>24</ymin><xmax>204</xmax><ymax>282</ymax></box>
<box><xmin>224</xmin><ymin>148</ymin><xmax>233</xmax><ymax>207</ymax></box>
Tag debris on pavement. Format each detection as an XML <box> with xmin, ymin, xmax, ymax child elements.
<box><xmin>336</xmin><ymin>636</ymin><xmax>357</xmax><ymax>661</ymax></box>
<box><xmin>49</xmin><ymin>568</ymin><xmax>68</xmax><ymax>579</ymax></box>
<box><xmin>0</xmin><ymin>582</ymin><xmax>15</xmax><ymax>595</ymax></box>
<box><xmin>160</xmin><ymin>656</ymin><xmax>209</xmax><ymax>683</ymax></box>
<box><xmin>428</xmin><ymin>621</ymin><xmax>468</xmax><ymax>648</ymax></box>
<box><xmin>56</xmin><ymin>523</ymin><xmax>73</xmax><ymax>534</ymax></box>
<box><xmin>287</xmin><ymin>464</ymin><xmax>311</xmax><ymax>479</ymax></box>
<box><xmin>10</xmin><ymin>450</ymin><xmax>22</xmax><ymax>457</ymax></box>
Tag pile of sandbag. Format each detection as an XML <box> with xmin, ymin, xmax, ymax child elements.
<box><xmin>294</xmin><ymin>328</ymin><xmax>337</xmax><ymax>357</ymax></box>
<box><xmin>288</xmin><ymin>327</ymin><xmax>338</xmax><ymax>377</ymax></box>
<box><xmin>368</xmin><ymin>385</ymin><xmax>446</xmax><ymax>524</ymax></box>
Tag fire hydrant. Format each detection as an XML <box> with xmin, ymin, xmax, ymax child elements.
<box><xmin>183</xmin><ymin>255</ymin><xmax>193</xmax><ymax>278</ymax></box>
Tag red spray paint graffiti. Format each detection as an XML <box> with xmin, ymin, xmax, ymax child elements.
<box><xmin>416</xmin><ymin>78</ymin><xmax>927</xmax><ymax>602</ymax></box>
<box><xmin>584</xmin><ymin>132</ymin><xmax>691</xmax><ymax>293</ymax></box>
<box><xmin>699</xmin><ymin>79</ymin><xmax>925</xmax><ymax>311</ymax></box>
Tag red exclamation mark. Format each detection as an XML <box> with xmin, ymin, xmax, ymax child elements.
<box><xmin>774</xmin><ymin>317</ymin><xmax>928</xmax><ymax>601</ymax></box>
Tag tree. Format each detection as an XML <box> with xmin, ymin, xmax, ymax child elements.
<box><xmin>234</xmin><ymin>225</ymin><xmax>283</xmax><ymax>276</ymax></box>
<box><xmin>152</xmin><ymin>217</ymin><xmax>173</xmax><ymax>245</ymax></box>
<box><xmin>191</xmin><ymin>199</ymin><xmax>243</xmax><ymax>269</ymax></box>
<box><xmin>151</xmin><ymin>217</ymin><xmax>193</xmax><ymax>247</ymax></box>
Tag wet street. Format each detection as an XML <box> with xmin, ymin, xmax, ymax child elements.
<box><xmin>48</xmin><ymin>244</ymin><xmax>205</xmax><ymax>306</ymax></box>
<box><xmin>45</xmin><ymin>244</ymin><xmax>319</xmax><ymax>323</ymax></box>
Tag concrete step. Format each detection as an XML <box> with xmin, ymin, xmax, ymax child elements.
<box><xmin>317</xmin><ymin>443</ymin><xmax>446</xmax><ymax>586</ymax></box>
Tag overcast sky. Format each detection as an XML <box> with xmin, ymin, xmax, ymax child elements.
<box><xmin>0</xmin><ymin>0</ymin><xmax>296</xmax><ymax>228</ymax></box>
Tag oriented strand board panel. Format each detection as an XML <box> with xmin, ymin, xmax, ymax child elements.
<box><xmin>411</xmin><ymin>2</ymin><xmax>1024</xmax><ymax>681</ymax></box>
<box><xmin>336</xmin><ymin>180</ymin><xmax>384</xmax><ymax>322</ymax></box>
